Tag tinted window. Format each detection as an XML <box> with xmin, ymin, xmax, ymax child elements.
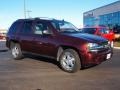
<box><xmin>82</xmin><ymin>28</ymin><xmax>96</xmax><ymax>34</ymax></box>
<box><xmin>21</xmin><ymin>21</ymin><xmax>33</xmax><ymax>34</ymax></box>
<box><xmin>8</xmin><ymin>21</ymin><xmax>20</xmax><ymax>34</ymax></box>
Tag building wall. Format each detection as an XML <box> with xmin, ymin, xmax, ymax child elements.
<box><xmin>83</xmin><ymin>1</ymin><xmax>120</xmax><ymax>28</ymax></box>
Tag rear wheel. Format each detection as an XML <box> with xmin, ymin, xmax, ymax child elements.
<box><xmin>59</xmin><ymin>49</ymin><xmax>81</xmax><ymax>73</ymax></box>
<box><xmin>10</xmin><ymin>43</ymin><xmax>23</xmax><ymax>60</ymax></box>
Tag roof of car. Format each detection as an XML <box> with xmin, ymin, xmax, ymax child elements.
<box><xmin>16</xmin><ymin>17</ymin><xmax>64</xmax><ymax>22</ymax></box>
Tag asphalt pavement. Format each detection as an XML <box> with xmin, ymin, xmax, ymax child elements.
<box><xmin>0</xmin><ymin>41</ymin><xmax>120</xmax><ymax>90</ymax></box>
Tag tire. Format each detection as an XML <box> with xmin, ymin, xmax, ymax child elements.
<box><xmin>10</xmin><ymin>43</ymin><xmax>23</xmax><ymax>60</ymax></box>
<box><xmin>59</xmin><ymin>49</ymin><xmax>81</xmax><ymax>73</ymax></box>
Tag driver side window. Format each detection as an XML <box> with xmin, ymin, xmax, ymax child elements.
<box><xmin>34</xmin><ymin>23</ymin><xmax>43</xmax><ymax>35</ymax></box>
<box><xmin>34</xmin><ymin>22</ymin><xmax>52</xmax><ymax>35</ymax></box>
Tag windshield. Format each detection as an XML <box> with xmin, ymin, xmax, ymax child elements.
<box><xmin>52</xmin><ymin>20</ymin><xmax>79</xmax><ymax>33</ymax></box>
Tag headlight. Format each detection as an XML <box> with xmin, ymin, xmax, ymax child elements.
<box><xmin>87</xmin><ymin>43</ymin><xmax>103</xmax><ymax>51</ymax></box>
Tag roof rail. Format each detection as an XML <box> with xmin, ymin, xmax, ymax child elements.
<box><xmin>35</xmin><ymin>17</ymin><xmax>56</xmax><ymax>20</ymax></box>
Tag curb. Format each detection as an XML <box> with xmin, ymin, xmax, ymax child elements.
<box><xmin>114</xmin><ymin>47</ymin><xmax>120</xmax><ymax>49</ymax></box>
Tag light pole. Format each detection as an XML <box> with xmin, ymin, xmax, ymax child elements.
<box><xmin>27</xmin><ymin>10</ymin><xmax>32</xmax><ymax>18</ymax></box>
<box><xmin>24</xmin><ymin>0</ymin><xmax>26</xmax><ymax>18</ymax></box>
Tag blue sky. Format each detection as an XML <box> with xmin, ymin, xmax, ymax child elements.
<box><xmin>0</xmin><ymin>0</ymin><xmax>118</xmax><ymax>29</ymax></box>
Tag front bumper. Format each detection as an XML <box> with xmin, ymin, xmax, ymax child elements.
<box><xmin>80</xmin><ymin>47</ymin><xmax>113</xmax><ymax>65</ymax></box>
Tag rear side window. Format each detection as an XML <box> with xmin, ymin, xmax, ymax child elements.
<box><xmin>83</xmin><ymin>28</ymin><xmax>96</xmax><ymax>34</ymax></box>
<box><xmin>8</xmin><ymin>21</ymin><xmax>20</xmax><ymax>34</ymax></box>
<box><xmin>20</xmin><ymin>21</ymin><xmax>33</xmax><ymax>34</ymax></box>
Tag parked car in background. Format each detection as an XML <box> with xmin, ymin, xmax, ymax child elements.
<box><xmin>6</xmin><ymin>18</ymin><xmax>113</xmax><ymax>73</ymax></box>
<box><xmin>0</xmin><ymin>33</ymin><xmax>6</xmax><ymax>40</ymax></box>
<box><xmin>81</xmin><ymin>26</ymin><xmax>115</xmax><ymax>47</ymax></box>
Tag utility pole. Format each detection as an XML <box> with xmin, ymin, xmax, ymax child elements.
<box><xmin>27</xmin><ymin>10</ymin><xmax>32</xmax><ymax>18</ymax></box>
<box><xmin>24</xmin><ymin>0</ymin><xmax>26</xmax><ymax>18</ymax></box>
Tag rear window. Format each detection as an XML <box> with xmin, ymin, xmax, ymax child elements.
<box><xmin>82</xmin><ymin>28</ymin><xmax>96</xmax><ymax>34</ymax></box>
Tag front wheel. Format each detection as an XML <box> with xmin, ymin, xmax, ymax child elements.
<box><xmin>11</xmin><ymin>43</ymin><xmax>23</xmax><ymax>60</ymax></box>
<box><xmin>59</xmin><ymin>49</ymin><xmax>81</xmax><ymax>73</ymax></box>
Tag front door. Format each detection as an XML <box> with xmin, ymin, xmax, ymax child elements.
<box><xmin>32</xmin><ymin>21</ymin><xmax>57</xmax><ymax>57</ymax></box>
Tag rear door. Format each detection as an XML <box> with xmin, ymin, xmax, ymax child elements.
<box><xmin>17</xmin><ymin>21</ymin><xmax>35</xmax><ymax>52</ymax></box>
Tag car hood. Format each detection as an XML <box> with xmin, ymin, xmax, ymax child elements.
<box><xmin>63</xmin><ymin>33</ymin><xmax>107</xmax><ymax>44</ymax></box>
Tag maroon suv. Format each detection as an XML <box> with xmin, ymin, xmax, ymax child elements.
<box><xmin>6</xmin><ymin>18</ymin><xmax>113</xmax><ymax>73</ymax></box>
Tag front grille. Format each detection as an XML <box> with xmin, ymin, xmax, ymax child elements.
<box><xmin>100</xmin><ymin>41</ymin><xmax>110</xmax><ymax>48</ymax></box>
<box><xmin>97</xmin><ymin>41</ymin><xmax>111</xmax><ymax>53</ymax></box>
<box><xmin>97</xmin><ymin>48</ymin><xmax>109</xmax><ymax>53</ymax></box>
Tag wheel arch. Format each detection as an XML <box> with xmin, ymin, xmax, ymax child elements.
<box><xmin>9</xmin><ymin>40</ymin><xmax>20</xmax><ymax>49</ymax></box>
<box><xmin>57</xmin><ymin>45</ymin><xmax>81</xmax><ymax>61</ymax></box>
